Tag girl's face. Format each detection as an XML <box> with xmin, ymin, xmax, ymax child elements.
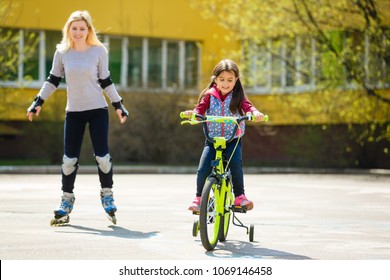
<box><xmin>214</xmin><ymin>70</ymin><xmax>238</xmax><ymax>95</ymax></box>
<box><xmin>69</xmin><ymin>20</ymin><xmax>89</xmax><ymax>44</ymax></box>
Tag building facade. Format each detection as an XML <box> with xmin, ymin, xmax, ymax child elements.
<box><xmin>1</xmin><ymin>0</ymin><xmax>389</xmax><ymax>168</ymax></box>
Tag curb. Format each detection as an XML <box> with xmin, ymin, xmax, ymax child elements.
<box><xmin>0</xmin><ymin>165</ymin><xmax>389</xmax><ymax>175</ymax></box>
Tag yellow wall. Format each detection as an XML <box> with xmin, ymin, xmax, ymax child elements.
<box><xmin>1</xmin><ymin>0</ymin><xmax>389</xmax><ymax>125</ymax></box>
<box><xmin>4</xmin><ymin>87</ymin><xmax>389</xmax><ymax>125</ymax></box>
<box><xmin>2</xmin><ymin>0</ymin><xmax>241</xmax><ymax>123</ymax></box>
<box><xmin>248</xmin><ymin>89</ymin><xmax>390</xmax><ymax>126</ymax></box>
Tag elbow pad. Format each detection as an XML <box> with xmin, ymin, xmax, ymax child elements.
<box><xmin>46</xmin><ymin>74</ymin><xmax>62</xmax><ymax>87</ymax></box>
<box><xmin>27</xmin><ymin>96</ymin><xmax>45</xmax><ymax>113</ymax></box>
<box><xmin>112</xmin><ymin>99</ymin><xmax>129</xmax><ymax>117</ymax></box>
<box><xmin>99</xmin><ymin>76</ymin><xmax>113</xmax><ymax>89</ymax></box>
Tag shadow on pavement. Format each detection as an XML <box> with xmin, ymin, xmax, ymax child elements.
<box><xmin>205</xmin><ymin>240</ymin><xmax>311</xmax><ymax>259</ymax></box>
<box><xmin>54</xmin><ymin>225</ymin><xmax>159</xmax><ymax>239</ymax></box>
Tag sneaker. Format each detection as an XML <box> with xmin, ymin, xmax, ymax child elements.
<box><xmin>234</xmin><ymin>194</ymin><xmax>253</xmax><ymax>210</ymax></box>
<box><xmin>100</xmin><ymin>188</ymin><xmax>117</xmax><ymax>214</ymax></box>
<box><xmin>188</xmin><ymin>196</ymin><xmax>201</xmax><ymax>212</ymax></box>
<box><xmin>54</xmin><ymin>192</ymin><xmax>75</xmax><ymax>216</ymax></box>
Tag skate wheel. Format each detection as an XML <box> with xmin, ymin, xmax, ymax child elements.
<box><xmin>50</xmin><ymin>215</ymin><xmax>70</xmax><ymax>226</ymax></box>
<box><xmin>108</xmin><ymin>213</ymin><xmax>117</xmax><ymax>225</ymax></box>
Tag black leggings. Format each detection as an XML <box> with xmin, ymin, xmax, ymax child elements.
<box><xmin>62</xmin><ymin>108</ymin><xmax>113</xmax><ymax>192</ymax></box>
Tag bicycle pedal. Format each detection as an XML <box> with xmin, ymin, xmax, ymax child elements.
<box><xmin>232</xmin><ymin>205</ymin><xmax>247</xmax><ymax>213</ymax></box>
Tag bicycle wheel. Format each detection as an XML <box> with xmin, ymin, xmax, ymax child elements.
<box><xmin>219</xmin><ymin>185</ymin><xmax>232</xmax><ymax>242</ymax></box>
<box><xmin>192</xmin><ymin>220</ymin><xmax>199</xmax><ymax>237</ymax></box>
<box><xmin>249</xmin><ymin>224</ymin><xmax>255</xmax><ymax>242</ymax></box>
<box><xmin>199</xmin><ymin>177</ymin><xmax>220</xmax><ymax>251</ymax></box>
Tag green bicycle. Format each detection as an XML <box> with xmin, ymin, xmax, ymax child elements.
<box><xmin>180</xmin><ymin>112</ymin><xmax>269</xmax><ymax>251</ymax></box>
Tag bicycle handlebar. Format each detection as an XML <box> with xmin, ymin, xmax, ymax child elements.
<box><xmin>180</xmin><ymin>112</ymin><xmax>269</xmax><ymax>143</ymax></box>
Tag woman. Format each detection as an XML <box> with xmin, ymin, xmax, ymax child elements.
<box><xmin>27</xmin><ymin>10</ymin><xmax>128</xmax><ymax>225</ymax></box>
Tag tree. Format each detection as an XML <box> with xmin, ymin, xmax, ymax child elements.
<box><xmin>190</xmin><ymin>0</ymin><xmax>390</xmax><ymax>167</ymax></box>
<box><xmin>0</xmin><ymin>1</ymin><xmax>39</xmax><ymax>118</ymax></box>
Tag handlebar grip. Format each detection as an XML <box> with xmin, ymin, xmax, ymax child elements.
<box><xmin>180</xmin><ymin>112</ymin><xmax>186</xmax><ymax>119</ymax></box>
<box><xmin>263</xmin><ymin>115</ymin><xmax>269</xmax><ymax>122</ymax></box>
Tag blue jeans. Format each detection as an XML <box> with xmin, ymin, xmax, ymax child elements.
<box><xmin>62</xmin><ymin>108</ymin><xmax>112</xmax><ymax>192</ymax></box>
<box><xmin>196</xmin><ymin>138</ymin><xmax>245</xmax><ymax>197</ymax></box>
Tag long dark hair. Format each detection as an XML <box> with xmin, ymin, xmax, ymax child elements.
<box><xmin>198</xmin><ymin>59</ymin><xmax>245</xmax><ymax>115</ymax></box>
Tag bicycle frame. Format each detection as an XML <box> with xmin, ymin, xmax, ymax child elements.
<box><xmin>208</xmin><ymin>136</ymin><xmax>234</xmax><ymax>213</ymax></box>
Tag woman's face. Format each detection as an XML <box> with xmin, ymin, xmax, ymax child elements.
<box><xmin>214</xmin><ymin>70</ymin><xmax>238</xmax><ymax>95</ymax></box>
<box><xmin>69</xmin><ymin>20</ymin><xmax>89</xmax><ymax>44</ymax></box>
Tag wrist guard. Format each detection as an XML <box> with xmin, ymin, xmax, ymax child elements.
<box><xmin>27</xmin><ymin>96</ymin><xmax>44</xmax><ymax>113</ymax></box>
<box><xmin>112</xmin><ymin>99</ymin><xmax>129</xmax><ymax>117</ymax></box>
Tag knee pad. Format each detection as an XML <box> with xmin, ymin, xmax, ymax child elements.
<box><xmin>62</xmin><ymin>155</ymin><xmax>78</xmax><ymax>176</ymax></box>
<box><xmin>95</xmin><ymin>153</ymin><xmax>112</xmax><ymax>174</ymax></box>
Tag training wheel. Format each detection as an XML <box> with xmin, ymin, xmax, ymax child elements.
<box><xmin>192</xmin><ymin>220</ymin><xmax>199</xmax><ymax>237</ymax></box>
<box><xmin>249</xmin><ymin>224</ymin><xmax>254</xmax><ymax>242</ymax></box>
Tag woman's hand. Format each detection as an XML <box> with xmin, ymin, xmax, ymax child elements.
<box><xmin>26</xmin><ymin>96</ymin><xmax>45</xmax><ymax>122</ymax></box>
<box><xmin>27</xmin><ymin>106</ymin><xmax>42</xmax><ymax>122</ymax></box>
<box><xmin>112</xmin><ymin>100</ymin><xmax>128</xmax><ymax>124</ymax></box>
<box><xmin>116</xmin><ymin>109</ymin><xmax>127</xmax><ymax>124</ymax></box>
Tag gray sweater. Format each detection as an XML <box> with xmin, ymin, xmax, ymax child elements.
<box><xmin>38</xmin><ymin>45</ymin><xmax>122</xmax><ymax>112</ymax></box>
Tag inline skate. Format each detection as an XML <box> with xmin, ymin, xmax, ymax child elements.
<box><xmin>50</xmin><ymin>192</ymin><xmax>75</xmax><ymax>226</ymax></box>
<box><xmin>101</xmin><ymin>188</ymin><xmax>117</xmax><ymax>225</ymax></box>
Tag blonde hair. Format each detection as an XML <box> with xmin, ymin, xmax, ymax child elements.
<box><xmin>57</xmin><ymin>10</ymin><xmax>106</xmax><ymax>52</ymax></box>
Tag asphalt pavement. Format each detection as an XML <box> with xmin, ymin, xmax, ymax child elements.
<box><xmin>0</xmin><ymin>171</ymin><xmax>389</xmax><ymax>260</ymax></box>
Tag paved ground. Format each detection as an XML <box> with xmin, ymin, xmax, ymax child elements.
<box><xmin>0</xmin><ymin>172</ymin><xmax>389</xmax><ymax>260</ymax></box>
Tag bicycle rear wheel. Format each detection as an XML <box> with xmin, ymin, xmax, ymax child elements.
<box><xmin>199</xmin><ymin>177</ymin><xmax>220</xmax><ymax>251</ymax></box>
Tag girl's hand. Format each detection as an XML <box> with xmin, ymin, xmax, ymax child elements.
<box><xmin>183</xmin><ymin>110</ymin><xmax>194</xmax><ymax>117</ymax></box>
<box><xmin>252</xmin><ymin>110</ymin><xmax>265</xmax><ymax>122</ymax></box>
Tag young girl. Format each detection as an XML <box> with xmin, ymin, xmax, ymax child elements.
<box><xmin>183</xmin><ymin>59</ymin><xmax>265</xmax><ymax>212</ymax></box>
<box><xmin>27</xmin><ymin>10</ymin><xmax>128</xmax><ymax>225</ymax></box>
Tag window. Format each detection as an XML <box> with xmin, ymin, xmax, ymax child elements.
<box><xmin>299</xmin><ymin>36</ymin><xmax>313</xmax><ymax>86</ymax></box>
<box><xmin>271</xmin><ymin>40</ymin><xmax>282</xmax><ymax>88</ymax></box>
<box><xmin>45</xmin><ymin>30</ymin><xmax>63</xmax><ymax>82</ymax></box>
<box><xmin>23</xmin><ymin>30</ymin><xmax>40</xmax><ymax>82</ymax></box>
<box><xmin>107</xmin><ymin>37</ymin><xmax>122</xmax><ymax>84</ymax></box>
<box><xmin>0</xmin><ymin>28</ymin><xmax>39</xmax><ymax>83</ymax></box>
<box><xmin>1</xmin><ymin>28</ymin><xmax>200</xmax><ymax>91</ymax></box>
<box><xmin>184</xmin><ymin>42</ymin><xmax>199</xmax><ymax>89</ymax></box>
<box><xmin>245</xmin><ymin>29</ymin><xmax>390</xmax><ymax>93</ymax></box>
<box><xmin>167</xmin><ymin>41</ymin><xmax>179</xmax><ymax>89</ymax></box>
<box><xmin>128</xmin><ymin>37</ymin><xmax>143</xmax><ymax>88</ymax></box>
<box><xmin>0</xmin><ymin>27</ymin><xmax>19</xmax><ymax>81</ymax></box>
<box><xmin>384</xmin><ymin>28</ymin><xmax>390</xmax><ymax>87</ymax></box>
<box><xmin>285</xmin><ymin>37</ymin><xmax>296</xmax><ymax>87</ymax></box>
<box><xmin>366</xmin><ymin>28</ymin><xmax>390</xmax><ymax>87</ymax></box>
<box><xmin>148</xmin><ymin>38</ymin><xmax>162</xmax><ymax>88</ymax></box>
<box><xmin>104</xmin><ymin>36</ymin><xmax>199</xmax><ymax>90</ymax></box>
<box><xmin>344</xmin><ymin>30</ymin><xmax>364</xmax><ymax>85</ymax></box>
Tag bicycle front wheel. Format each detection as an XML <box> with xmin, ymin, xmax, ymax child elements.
<box><xmin>219</xmin><ymin>186</ymin><xmax>232</xmax><ymax>242</ymax></box>
<box><xmin>199</xmin><ymin>177</ymin><xmax>220</xmax><ymax>251</ymax></box>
